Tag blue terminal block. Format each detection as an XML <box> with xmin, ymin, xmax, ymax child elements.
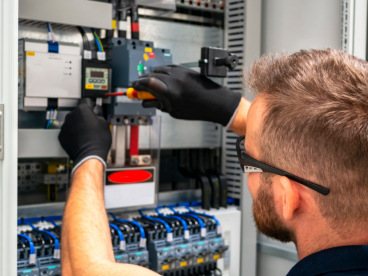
<box><xmin>109</xmin><ymin>218</ymin><xmax>150</xmax><ymax>268</ymax></box>
<box><xmin>135</xmin><ymin>205</ymin><xmax>227</xmax><ymax>276</ymax></box>
<box><xmin>17</xmin><ymin>268</ymin><xmax>39</xmax><ymax>276</ymax></box>
<box><xmin>17</xmin><ymin>209</ymin><xmax>228</xmax><ymax>275</ymax></box>
<box><xmin>37</xmin><ymin>262</ymin><xmax>61</xmax><ymax>276</ymax></box>
<box><xmin>17</xmin><ymin>220</ymin><xmax>62</xmax><ymax>276</ymax></box>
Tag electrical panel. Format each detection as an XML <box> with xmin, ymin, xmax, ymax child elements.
<box><xmin>14</xmin><ymin>1</ymin><xmax>239</xmax><ymax>275</ymax></box>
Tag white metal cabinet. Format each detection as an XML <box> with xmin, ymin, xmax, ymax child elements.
<box><xmin>0</xmin><ymin>0</ymin><xmax>19</xmax><ymax>275</ymax></box>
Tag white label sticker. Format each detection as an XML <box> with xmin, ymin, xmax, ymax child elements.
<box><xmin>51</xmin><ymin>110</ymin><xmax>57</xmax><ymax>120</ymax></box>
<box><xmin>184</xmin><ymin>230</ymin><xmax>190</xmax><ymax>240</ymax></box>
<box><xmin>139</xmin><ymin>238</ymin><xmax>146</xmax><ymax>248</ymax></box>
<box><xmin>119</xmin><ymin>21</ymin><xmax>128</xmax><ymax>31</ymax></box>
<box><xmin>167</xmin><ymin>232</ymin><xmax>173</xmax><ymax>242</ymax></box>
<box><xmin>97</xmin><ymin>51</ymin><xmax>106</xmax><ymax>61</ymax></box>
<box><xmin>120</xmin><ymin>240</ymin><xmax>126</xmax><ymax>251</ymax></box>
<box><xmin>54</xmin><ymin>249</ymin><xmax>61</xmax><ymax>259</ymax></box>
<box><xmin>29</xmin><ymin>253</ymin><xmax>36</xmax><ymax>264</ymax></box>
<box><xmin>84</xmin><ymin>50</ymin><xmax>92</xmax><ymax>60</ymax></box>
<box><xmin>201</xmin><ymin>228</ymin><xmax>207</xmax><ymax>238</ymax></box>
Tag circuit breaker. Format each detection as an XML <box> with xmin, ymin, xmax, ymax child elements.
<box><xmin>109</xmin><ymin>38</ymin><xmax>172</xmax><ymax>87</ymax></box>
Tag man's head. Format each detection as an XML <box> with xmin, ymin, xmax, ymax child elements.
<box><xmin>245</xmin><ymin>49</ymin><xmax>368</xmax><ymax>241</ymax></box>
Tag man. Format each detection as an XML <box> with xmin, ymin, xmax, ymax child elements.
<box><xmin>59</xmin><ymin>49</ymin><xmax>368</xmax><ymax>275</ymax></box>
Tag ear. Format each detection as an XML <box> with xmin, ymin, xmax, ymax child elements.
<box><xmin>279</xmin><ymin>176</ymin><xmax>300</xmax><ymax>220</ymax></box>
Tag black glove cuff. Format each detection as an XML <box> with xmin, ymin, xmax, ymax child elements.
<box><xmin>213</xmin><ymin>90</ymin><xmax>242</xmax><ymax>126</ymax></box>
<box><xmin>72</xmin><ymin>155</ymin><xmax>107</xmax><ymax>175</ymax></box>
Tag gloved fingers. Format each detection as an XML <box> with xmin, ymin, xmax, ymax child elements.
<box><xmin>153</xmin><ymin>64</ymin><xmax>181</xmax><ymax>74</ymax></box>
<box><xmin>142</xmin><ymin>99</ymin><xmax>163</xmax><ymax>109</ymax></box>
<box><xmin>132</xmin><ymin>76</ymin><xmax>168</xmax><ymax>96</ymax></box>
<box><xmin>154</xmin><ymin>64</ymin><xmax>189</xmax><ymax>75</ymax></box>
<box><xmin>78</xmin><ymin>98</ymin><xmax>94</xmax><ymax>108</ymax></box>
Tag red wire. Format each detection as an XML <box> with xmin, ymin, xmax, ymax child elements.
<box><xmin>104</xmin><ymin>92</ymin><xmax>126</xmax><ymax>96</ymax></box>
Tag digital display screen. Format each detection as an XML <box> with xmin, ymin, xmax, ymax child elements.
<box><xmin>91</xmin><ymin>71</ymin><xmax>104</xmax><ymax>78</ymax></box>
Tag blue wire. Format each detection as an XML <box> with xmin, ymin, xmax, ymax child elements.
<box><xmin>139</xmin><ymin>209</ymin><xmax>172</xmax><ymax>235</ymax></box>
<box><xmin>43</xmin><ymin>216</ymin><xmax>63</xmax><ymax>228</ymax></box>
<box><xmin>18</xmin><ymin>234</ymin><xmax>36</xmax><ymax>255</ymax></box>
<box><xmin>44</xmin><ymin>219</ymin><xmax>61</xmax><ymax>228</ymax></box>
<box><xmin>44</xmin><ymin>216</ymin><xmax>62</xmax><ymax>222</ymax></box>
<box><xmin>18</xmin><ymin>217</ymin><xmax>44</xmax><ymax>225</ymax></box>
<box><xmin>46</xmin><ymin>109</ymin><xmax>53</xmax><ymax>129</ymax></box>
<box><xmin>109</xmin><ymin>223</ymin><xmax>126</xmax><ymax>251</ymax></box>
<box><xmin>108</xmin><ymin>213</ymin><xmax>146</xmax><ymax>239</ymax></box>
<box><xmin>109</xmin><ymin>223</ymin><xmax>125</xmax><ymax>242</ymax></box>
<box><xmin>47</xmin><ymin>23</ymin><xmax>51</xmax><ymax>32</ymax></box>
<box><xmin>186</xmin><ymin>206</ymin><xmax>221</xmax><ymax>227</ymax></box>
<box><xmin>155</xmin><ymin>207</ymin><xmax>188</xmax><ymax>231</ymax></box>
<box><xmin>46</xmin><ymin>120</ymin><xmax>51</xmax><ymax>129</ymax></box>
<box><xmin>29</xmin><ymin>223</ymin><xmax>60</xmax><ymax>252</ymax></box>
<box><xmin>169</xmin><ymin>207</ymin><xmax>206</xmax><ymax>230</ymax></box>
<box><xmin>91</xmin><ymin>28</ymin><xmax>102</xmax><ymax>52</ymax></box>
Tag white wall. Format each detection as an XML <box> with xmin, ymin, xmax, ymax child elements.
<box><xmin>262</xmin><ymin>0</ymin><xmax>342</xmax><ymax>55</ymax></box>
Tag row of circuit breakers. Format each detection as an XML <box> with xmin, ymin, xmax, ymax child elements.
<box><xmin>17</xmin><ymin>204</ymin><xmax>228</xmax><ymax>276</ymax></box>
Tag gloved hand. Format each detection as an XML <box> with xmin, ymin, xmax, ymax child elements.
<box><xmin>58</xmin><ymin>100</ymin><xmax>112</xmax><ymax>174</ymax></box>
<box><xmin>132</xmin><ymin>65</ymin><xmax>242</xmax><ymax>126</ymax></box>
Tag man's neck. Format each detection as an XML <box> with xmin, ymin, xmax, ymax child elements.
<box><xmin>295</xmin><ymin>219</ymin><xmax>368</xmax><ymax>260</ymax></box>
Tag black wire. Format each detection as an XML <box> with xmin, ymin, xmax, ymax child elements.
<box><xmin>77</xmin><ymin>26</ymin><xmax>90</xmax><ymax>51</ymax></box>
<box><xmin>130</xmin><ymin>4</ymin><xmax>139</xmax><ymax>40</ymax></box>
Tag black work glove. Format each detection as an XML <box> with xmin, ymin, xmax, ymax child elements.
<box><xmin>58</xmin><ymin>100</ymin><xmax>112</xmax><ymax>174</ymax></box>
<box><xmin>132</xmin><ymin>64</ymin><xmax>242</xmax><ymax>126</ymax></box>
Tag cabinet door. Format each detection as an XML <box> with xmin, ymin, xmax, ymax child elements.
<box><xmin>0</xmin><ymin>0</ymin><xmax>18</xmax><ymax>275</ymax></box>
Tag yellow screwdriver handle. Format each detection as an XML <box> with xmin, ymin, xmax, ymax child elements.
<box><xmin>127</xmin><ymin>87</ymin><xmax>156</xmax><ymax>100</ymax></box>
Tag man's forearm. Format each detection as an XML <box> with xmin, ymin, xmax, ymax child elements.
<box><xmin>61</xmin><ymin>159</ymin><xmax>158</xmax><ymax>276</ymax></box>
<box><xmin>62</xmin><ymin>159</ymin><xmax>113</xmax><ymax>275</ymax></box>
<box><xmin>229</xmin><ymin>97</ymin><xmax>250</xmax><ymax>135</ymax></box>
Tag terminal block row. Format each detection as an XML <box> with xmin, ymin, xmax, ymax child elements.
<box><xmin>17</xmin><ymin>206</ymin><xmax>228</xmax><ymax>276</ymax></box>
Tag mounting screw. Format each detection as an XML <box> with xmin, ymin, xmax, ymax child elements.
<box><xmin>131</xmin><ymin>158</ymin><xmax>139</xmax><ymax>165</ymax></box>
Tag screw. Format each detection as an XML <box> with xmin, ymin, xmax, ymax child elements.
<box><xmin>142</xmin><ymin>157</ymin><xmax>151</xmax><ymax>164</ymax></box>
<box><xmin>131</xmin><ymin>158</ymin><xmax>139</xmax><ymax>165</ymax></box>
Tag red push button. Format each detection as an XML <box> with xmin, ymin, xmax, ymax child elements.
<box><xmin>108</xmin><ymin>170</ymin><xmax>152</xmax><ymax>184</ymax></box>
<box><xmin>149</xmin><ymin>52</ymin><xmax>155</xmax><ymax>59</ymax></box>
<box><xmin>101</xmin><ymin>85</ymin><xmax>107</xmax><ymax>89</ymax></box>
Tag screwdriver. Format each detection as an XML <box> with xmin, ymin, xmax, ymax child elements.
<box><xmin>104</xmin><ymin>88</ymin><xmax>156</xmax><ymax>100</ymax></box>
<box><xmin>126</xmin><ymin>88</ymin><xmax>156</xmax><ymax>100</ymax></box>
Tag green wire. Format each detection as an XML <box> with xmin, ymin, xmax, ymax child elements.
<box><xmin>94</xmin><ymin>31</ymin><xmax>104</xmax><ymax>52</ymax></box>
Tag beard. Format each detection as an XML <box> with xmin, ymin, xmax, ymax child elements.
<box><xmin>252</xmin><ymin>173</ymin><xmax>296</xmax><ymax>243</ymax></box>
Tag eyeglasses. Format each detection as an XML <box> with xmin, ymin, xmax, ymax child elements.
<box><xmin>236</xmin><ymin>135</ymin><xmax>330</xmax><ymax>196</ymax></box>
